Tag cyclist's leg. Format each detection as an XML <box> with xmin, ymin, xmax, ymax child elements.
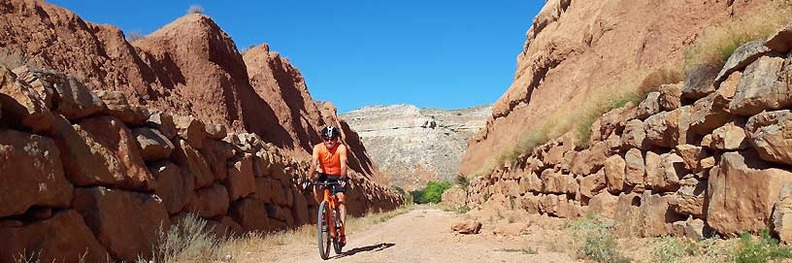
<box><xmin>336</xmin><ymin>191</ymin><xmax>347</xmax><ymax>243</ymax></box>
<box><xmin>313</xmin><ymin>173</ymin><xmax>328</xmax><ymax>204</ymax></box>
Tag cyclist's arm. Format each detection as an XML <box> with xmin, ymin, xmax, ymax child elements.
<box><xmin>308</xmin><ymin>144</ymin><xmax>320</xmax><ymax>180</ymax></box>
<box><xmin>339</xmin><ymin>144</ymin><xmax>348</xmax><ymax>179</ymax></box>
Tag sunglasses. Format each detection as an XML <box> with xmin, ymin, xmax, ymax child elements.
<box><xmin>322</xmin><ymin>137</ymin><xmax>336</xmax><ymax>142</ymax></box>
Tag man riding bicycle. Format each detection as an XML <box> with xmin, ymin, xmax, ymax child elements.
<box><xmin>308</xmin><ymin>125</ymin><xmax>349</xmax><ymax>248</ymax></box>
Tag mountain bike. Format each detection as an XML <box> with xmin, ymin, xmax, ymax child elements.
<box><xmin>313</xmin><ymin>180</ymin><xmax>345</xmax><ymax>260</ymax></box>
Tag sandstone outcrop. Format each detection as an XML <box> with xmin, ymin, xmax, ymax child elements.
<box><xmin>0</xmin><ymin>67</ymin><xmax>403</xmax><ymax>261</ymax></box>
<box><xmin>461</xmin><ymin>0</ymin><xmax>774</xmax><ymax>177</ymax></box>
<box><xmin>0</xmin><ymin>1</ymin><xmax>404</xmax><ymax>259</ymax></box>
<box><xmin>465</xmin><ymin>28</ymin><xmax>792</xmax><ymax>239</ymax></box>
<box><xmin>342</xmin><ymin>104</ymin><xmax>491</xmax><ymax>189</ymax></box>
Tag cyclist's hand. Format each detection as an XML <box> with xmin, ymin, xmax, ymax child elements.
<box><xmin>339</xmin><ymin>178</ymin><xmax>347</xmax><ymax>188</ymax></box>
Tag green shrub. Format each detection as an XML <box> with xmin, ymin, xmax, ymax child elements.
<box><xmin>567</xmin><ymin>214</ymin><xmax>630</xmax><ymax>263</ymax></box>
<box><xmin>411</xmin><ymin>181</ymin><xmax>453</xmax><ymax>204</ymax></box>
<box><xmin>732</xmin><ymin>230</ymin><xmax>792</xmax><ymax>263</ymax></box>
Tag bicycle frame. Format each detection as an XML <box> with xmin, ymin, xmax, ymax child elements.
<box><xmin>323</xmin><ymin>186</ymin><xmax>339</xmax><ymax>236</ymax></box>
<box><xmin>315</xmin><ymin>180</ymin><xmax>343</xmax><ymax>259</ymax></box>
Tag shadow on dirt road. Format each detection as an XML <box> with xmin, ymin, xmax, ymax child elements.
<box><xmin>332</xmin><ymin>242</ymin><xmax>396</xmax><ymax>259</ymax></box>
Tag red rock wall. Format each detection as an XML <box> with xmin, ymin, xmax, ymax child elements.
<box><xmin>0</xmin><ymin>66</ymin><xmax>403</xmax><ymax>262</ymax></box>
<box><xmin>460</xmin><ymin>0</ymin><xmax>774</xmax><ymax>176</ymax></box>
<box><xmin>465</xmin><ymin>29</ymin><xmax>792</xmax><ymax>240</ymax></box>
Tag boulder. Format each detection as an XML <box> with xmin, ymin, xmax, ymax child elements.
<box><xmin>94</xmin><ymin>90</ymin><xmax>149</xmax><ymax>126</ymax></box>
<box><xmin>53</xmin><ymin>115</ymin><xmax>155</xmax><ymax>190</ymax></box>
<box><xmin>187</xmin><ymin>183</ymin><xmax>230</xmax><ymax>218</ymax></box>
<box><xmin>636</xmin><ymin>92</ymin><xmax>661</xmax><ymax>120</ymax></box>
<box><xmin>518</xmin><ymin>170</ymin><xmax>543</xmax><ymax>193</ymax></box>
<box><xmin>224</xmin><ymin>153</ymin><xmax>256</xmax><ymax>201</ymax></box>
<box><xmin>200</xmin><ymin>140</ymin><xmax>235</xmax><ymax>181</ymax></box>
<box><xmin>621</xmin><ymin>119</ymin><xmax>648</xmax><ymax>149</ymax></box>
<box><xmin>604</xmin><ymin>155</ymin><xmax>626</xmax><ymax>193</ymax></box>
<box><xmin>671</xmin><ymin>218</ymin><xmax>706</xmax><ymax>240</ymax></box>
<box><xmin>644</xmin><ymin>111</ymin><xmax>675</xmax><ymax>148</ymax></box>
<box><xmin>588</xmin><ymin>191</ymin><xmax>619</xmax><ymax>218</ymax></box>
<box><xmin>646</xmin><ymin>152</ymin><xmax>684</xmax><ymax>192</ymax></box>
<box><xmin>624</xmin><ymin>148</ymin><xmax>645</xmax><ymax>187</ymax></box>
<box><xmin>716</xmin><ymin>39</ymin><xmax>772</xmax><ymax>83</ymax></box>
<box><xmin>745</xmin><ymin>110</ymin><xmax>792</xmax><ymax>165</ymax></box>
<box><xmin>706</xmin><ymin>151</ymin><xmax>792</xmax><ymax>236</ymax></box>
<box><xmin>729</xmin><ymin>56</ymin><xmax>790</xmax><ymax>116</ymax></box>
<box><xmin>73</xmin><ymin>187</ymin><xmax>169</xmax><ymax>262</ymax></box>
<box><xmin>11</xmin><ymin>66</ymin><xmax>58</xmax><ymax>109</ymax></box>
<box><xmin>541</xmin><ymin>169</ymin><xmax>577</xmax><ymax>195</ymax></box>
<box><xmin>668</xmin><ymin>177</ymin><xmax>706</xmax><ymax>218</ymax></box>
<box><xmin>0</xmin><ymin>210</ymin><xmax>109</xmax><ymax>263</ymax></box>
<box><xmin>452</xmin><ymin>221</ymin><xmax>482</xmax><ymax>234</ymax></box>
<box><xmin>229</xmin><ymin>198</ymin><xmax>270</xmax><ymax>232</ymax></box>
<box><xmin>0</xmin><ymin>67</ymin><xmax>54</xmax><ymax>132</ymax></box>
<box><xmin>172</xmin><ymin>139</ymin><xmax>214</xmax><ymax>189</ymax></box>
<box><xmin>710</xmin><ymin>121</ymin><xmax>749</xmax><ymax>151</ymax></box>
<box><xmin>764</xmin><ymin>22</ymin><xmax>792</xmax><ymax>53</ymax></box>
<box><xmin>147</xmin><ymin>111</ymin><xmax>177</xmax><ymax>140</ymax></box>
<box><xmin>0</xmin><ymin>130</ymin><xmax>72</xmax><ymax>217</ymax></box>
<box><xmin>133</xmin><ymin>127</ymin><xmax>174</xmax><ymax>161</ymax></box>
<box><xmin>673</xmin><ymin>144</ymin><xmax>706</xmax><ymax>172</ymax></box>
<box><xmin>150</xmin><ymin>162</ymin><xmax>193</xmax><ymax>215</ymax></box>
<box><xmin>205</xmin><ymin>123</ymin><xmax>227</xmax><ymax>140</ymax></box>
<box><xmin>174</xmin><ymin>115</ymin><xmax>206</xmax><ymax>149</ymax></box>
<box><xmin>682</xmin><ymin>64</ymin><xmax>719</xmax><ymax>99</ymax></box>
<box><xmin>579</xmin><ymin>169</ymin><xmax>606</xmax><ymax>200</ymax></box>
<box><xmin>53</xmin><ymin>76</ymin><xmax>105</xmax><ymax>121</ymax></box>
<box><xmin>688</xmin><ymin>93</ymin><xmax>732</xmax><ymax>135</ymax></box>
<box><xmin>773</xmin><ymin>182</ymin><xmax>792</xmax><ymax>243</ymax></box>
<box><xmin>658</xmin><ymin>83</ymin><xmax>683</xmax><ymax>111</ymax></box>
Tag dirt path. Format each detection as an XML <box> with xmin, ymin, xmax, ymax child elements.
<box><xmin>255</xmin><ymin>208</ymin><xmax>580</xmax><ymax>263</ymax></box>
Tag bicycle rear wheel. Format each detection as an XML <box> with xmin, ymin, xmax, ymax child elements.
<box><xmin>317</xmin><ymin>201</ymin><xmax>332</xmax><ymax>260</ymax></box>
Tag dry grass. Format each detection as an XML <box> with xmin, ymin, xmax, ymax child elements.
<box><xmin>142</xmin><ymin>214</ymin><xmax>226</xmax><ymax>263</ymax></box>
<box><xmin>187</xmin><ymin>5</ymin><xmax>204</xmax><ymax>14</ymax></box>
<box><xmin>684</xmin><ymin>1</ymin><xmax>792</xmax><ymax>69</ymax></box>
<box><xmin>220</xmin><ymin>205</ymin><xmax>414</xmax><ymax>261</ymax></box>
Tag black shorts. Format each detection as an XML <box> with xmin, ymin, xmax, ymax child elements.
<box><xmin>317</xmin><ymin>173</ymin><xmax>346</xmax><ymax>194</ymax></box>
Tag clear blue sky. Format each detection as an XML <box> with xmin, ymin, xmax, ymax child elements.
<box><xmin>49</xmin><ymin>1</ymin><xmax>542</xmax><ymax>113</ymax></box>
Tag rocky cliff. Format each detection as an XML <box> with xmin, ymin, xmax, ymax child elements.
<box><xmin>461</xmin><ymin>0</ymin><xmax>774</xmax><ymax>176</ymax></box>
<box><xmin>0</xmin><ymin>0</ymin><xmax>402</xmax><ymax>261</ymax></box>
<box><xmin>464</xmin><ymin>25</ymin><xmax>792</xmax><ymax>241</ymax></box>
<box><xmin>342</xmin><ymin>104</ymin><xmax>491</xmax><ymax>190</ymax></box>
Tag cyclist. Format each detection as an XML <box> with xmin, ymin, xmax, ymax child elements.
<box><xmin>308</xmin><ymin>125</ymin><xmax>349</xmax><ymax>248</ymax></box>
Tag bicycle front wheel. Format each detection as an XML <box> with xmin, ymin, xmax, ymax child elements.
<box><xmin>332</xmin><ymin>208</ymin><xmax>343</xmax><ymax>254</ymax></box>
<box><xmin>317</xmin><ymin>201</ymin><xmax>332</xmax><ymax>260</ymax></box>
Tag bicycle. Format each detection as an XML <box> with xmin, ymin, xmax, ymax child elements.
<box><xmin>311</xmin><ymin>180</ymin><xmax>345</xmax><ymax>260</ymax></box>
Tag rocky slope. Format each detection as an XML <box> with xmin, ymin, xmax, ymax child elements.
<box><xmin>461</xmin><ymin>0</ymin><xmax>774</xmax><ymax>176</ymax></box>
<box><xmin>463</xmin><ymin>26</ymin><xmax>792</xmax><ymax>241</ymax></box>
<box><xmin>0</xmin><ymin>0</ymin><xmax>402</xmax><ymax>261</ymax></box>
<box><xmin>342</xmin><ymin>104</ymin><xmax>491</xmax><ymax>190</ymax></box>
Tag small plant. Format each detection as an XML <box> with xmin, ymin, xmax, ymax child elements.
<box><xmin>145</xmin><ymin>214</ymin><xmax>225</xmax><ymax>263</ymax></box>
<box><xmin>457</xmin><ymin>205</ymin><xmax>471</xmax><ymax>214</ymax></box>
<box><xmin>651</xmin><ymin>236</ymin><xmax>686</xmax><ymax>263</ymax></box>
<box><xmin>187</xmin><ymin>5</ymin><xmax>204</xmax><ymax>14</ymax></box>
<box><xmin>732</xmin><ymin>230</ymin><xmax>792</xmax><ymax>263</ymax></box>
<box><xmin>455</xmin><ymin>174</ymin><xmax>470</xmax><ymax>188</ymax></box>
<box><xmin>567</xmin><ymin>214</ymin><xmax>630</xmax><ymax>263</ymax></box>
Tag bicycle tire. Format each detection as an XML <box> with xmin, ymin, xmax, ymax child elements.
<box><xmin>317</xmin><ymin>201</ymin><xmax>332</xmax><ymax>260</ymax></box>
<box><xmin>332</xmin><ymin>208</ymin><xmax>342</xmax><ymax>254</ymax></box>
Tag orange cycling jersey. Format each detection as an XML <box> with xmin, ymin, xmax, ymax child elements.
<box><xmin>314</xmin><ymin>143</ymin><xmax>346</xmax><ymax>175</ymax></box>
